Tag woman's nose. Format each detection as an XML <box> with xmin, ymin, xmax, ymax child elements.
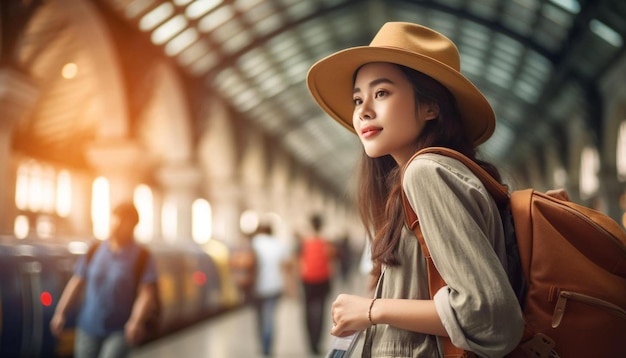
<box><xmin>356</xmin><ymin>100</ymin><xmax>375</xmax><ymax>120</ymax></box>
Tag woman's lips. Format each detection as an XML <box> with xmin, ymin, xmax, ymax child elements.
<box><xmin>361</xmin><ymin>126</ymin><xmax>382</xmax><ymax>139</ymax></box>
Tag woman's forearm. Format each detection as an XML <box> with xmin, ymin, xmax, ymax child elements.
<box><xmin>370</xmin><ymin>298</ymin><xmax>448</xmax><ymax>337</ymax></box>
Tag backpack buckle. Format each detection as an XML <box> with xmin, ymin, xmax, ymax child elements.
<box><xmin>520</xmin><ymin>333</ymin><xmax>558</xmax><ymax>358</ymax></box>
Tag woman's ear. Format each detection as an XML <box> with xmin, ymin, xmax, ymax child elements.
<box><xmin>424</xmin><ymin>102</ymin><xmax>440</xmax><ymax>121</ymax></box>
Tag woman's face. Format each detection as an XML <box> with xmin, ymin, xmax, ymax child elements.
<box><xmin>352</xmin><ymin>62</ymin><xmax>437</xmax><ymax>165</ymax></box>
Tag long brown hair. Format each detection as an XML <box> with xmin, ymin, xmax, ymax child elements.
<box><xmin>356</xmin><ymin>64</ymin><xmax>502</xmax><ymax>280</ymax></box>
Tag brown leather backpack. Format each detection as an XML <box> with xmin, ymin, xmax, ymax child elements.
<box><xmin>401</xmin><ymin>147</ymin><xmax>626</xmax><ymax>358</ymax></box>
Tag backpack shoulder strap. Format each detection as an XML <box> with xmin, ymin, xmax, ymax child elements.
<box><xmin>134</xmin><ymin>245</ymin><xmax>161</xmax><ymax>306</ymax></box>
<box><xmin>409</xmin><ymin>147</ymin><xmax>509</xmax><ymax>204</ymax></box>
<box><xmin>86</xmin><ymin>241</ymin><xmax>101</xmax><ymax>264</ymax></box>
<box><xmin>400</xmin><ymin>147</ymin><xmax>504</xmax><ymax>358</ymax></box>
<box><xmin>135</xmin><ymin>245</ymin><xmax>150</xmax><ymax>286</ymax></box>
<box><xmin>401</xmin><ymin>146</ymin><xmax>509</xmax><ymax>254</ymax></box>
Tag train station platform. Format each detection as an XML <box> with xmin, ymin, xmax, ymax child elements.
<box><xmin>130</xmin><ymin>271</ymin><xmax>369</xmax><ymax>358</ymax></box>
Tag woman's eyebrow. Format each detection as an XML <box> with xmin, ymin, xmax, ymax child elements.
<box><xmin>353</xmin><ymin>78</ymin><xmax>395</xmax><ymax>94</ymax></box>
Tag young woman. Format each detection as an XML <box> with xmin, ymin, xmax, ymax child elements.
<box><xmin>306</xmin><ymin>22</ymin><xmax>525</xmax><ymax>357</ymax></box>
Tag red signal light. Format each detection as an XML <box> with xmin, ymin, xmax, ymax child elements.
<box><xmin>40</xmin><ymin>291</ymin><xmax>52</xmax><ymax>306</ymax></box>
<box><xmin>193</xmin><ymin>271</ymin><xmax>206</xmax><ymax>286</ymax></box>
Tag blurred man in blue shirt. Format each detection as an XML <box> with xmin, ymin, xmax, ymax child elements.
<box><xmin>50</xmin><ymin>202</ymin><xmax>158</xmax><ymax>358</ymax></box>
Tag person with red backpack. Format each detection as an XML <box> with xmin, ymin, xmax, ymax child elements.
<box><xmin>298</xmin><ymin>213</ymin><xmax>335</xmax><ymax>355</ymax></box>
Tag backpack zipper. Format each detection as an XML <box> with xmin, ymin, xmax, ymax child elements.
<box><xmin>552</xmin><ymin>290</ymin><xmax>626</xmax><ymax>328</ymax></box>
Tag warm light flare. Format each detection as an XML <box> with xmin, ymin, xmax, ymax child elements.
<box><xmin>134</xmin><ymin>185</ymin><xmax>154</xmax><ymax>243</ymax></box>
<box><xmin>56</xmin><ymin>170</ymin><xmax>72</xmax><ymax>217</ymax></box>
<box><xmin>14</xmin><ymin>215</ymin><xmax>29</xmax><ymax>239</ymax></box>
<box><xmin>41</xmin><ymin>167</ymin><xmax>55</xmax><ymax>213</ymax></box>
<box><xmin>61</xmin><ymin>63</ymin><xmax>78</xmax><ymax>79</ymax></box>
<box><xmin>618</xmin><ymin>121</ymin><xmax>626</xmax><ymax>181</ymax></box>
<box><xmin>15</xmin><ymin>164</ymin><xmax>29</xmax><ymax>210</ymax></box>
<box><xmin>92</xmin><ymin>177</ymin><xmax>110</xmax><ymax>240</ymax></box>
<box><xmin>239</xmin><ymin>210</ymin><xmax>259</xmax><ymax>235</ymax></box>
<box><xmin>192</xmin><ymin>198</ymin><xmax>211</xmax><ymax>244</ymax></box>
<box><xmin>28</xmin><ymin>164</ymin><xmax>43</xmax><ymax>212</ymax></box>
<box><xmin>580</xmin><ymin>146</ymin><xmax>599</xmax><ymax>199</ymax></box>
<box><xmin>162</xmin><ymin>201</ymin><xmax>177</xmax><ymax>243</ymax></box>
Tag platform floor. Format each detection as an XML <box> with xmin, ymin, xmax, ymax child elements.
<box><xmin>130</xmin><ymin>271</ymin><xmax>369</xmax><ymax>358</ymax></box>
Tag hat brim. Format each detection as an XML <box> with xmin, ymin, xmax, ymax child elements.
<box><xmin>306</xmin><ymin>46</ymin><xmax>495</xmax><ymax>145</ymax></box>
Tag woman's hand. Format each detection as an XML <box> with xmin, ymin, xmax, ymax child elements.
<box><xmin>330</xmin><ymin>294</ymin><xmax>373</xmax><ymax>337</ymax></box>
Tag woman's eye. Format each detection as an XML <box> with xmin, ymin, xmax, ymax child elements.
<box><xmin>375</xmin><ymin>90</ymin><xmax>387</xmax><ymax>98</ymax></box>
<box><xmin>353</xmin><ymin>98</ymin><xmax>362</xmax><ymax>105</ymax></box>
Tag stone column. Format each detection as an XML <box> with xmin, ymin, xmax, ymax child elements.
<box><xmin>0</xmin><ymin>68</ymin><xmax>39</xmax><ymax>234</ymax></box>
<box><xmin>289</xmin><ymin>172</ymin><xmax>312</xmax><ymax>235</ymax></box>
<box><xmin>240</xmin><ymin>131</ymin><xmax>269</xmax><ymax>213</ymax></box>
<box><xmin>270</xmin><ymin>150</ymin><xmax>294</xmax><ymax>242</ymax></box>
<box><xmin>206</xmin><ymin>177</ymin><xmax>242</xmax><ymax>245</ymax></box>
<box><xmin>197</xmin><ymin>98</ymin><xmax>241</xmax><ymax>246</ymax></box>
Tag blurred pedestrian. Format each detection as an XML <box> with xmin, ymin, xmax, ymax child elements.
<box><xmin>297</xmin><ymin>213</ymin><xmax>335</xmax><ymax>355</ymax></box>
<box><xmin>336</xmin><ymin>234</ymin><xmax>354</xmax><ymax>283</ymax></box>
<box><xmin>250</xmin><ymin>219</ymin><xmax>293</xmax><ymax>357</ymax></box>
<box><xmin>50</xmin><ymin>201</ymin><xmax>159</xmax><ymax>358</ymax></box>
<box><xmin>230</xmin><ymin>233</ymin><xmax>258</xmax><ymax>303</ymax></box>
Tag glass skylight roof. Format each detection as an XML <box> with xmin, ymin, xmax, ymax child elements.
<box><xmin>102</xmin><ymin>0</ymin><xmax>626</xmax><ymax>195</ymax></box>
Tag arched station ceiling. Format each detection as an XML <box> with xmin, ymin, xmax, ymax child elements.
<box><xmin>15</xmin><ymin>0</ymin><xmax>626</xmax><ymax>196</ymax></box>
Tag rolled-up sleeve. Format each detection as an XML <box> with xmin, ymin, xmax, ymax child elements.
<box><xmin>403</xmin><ymin>154</ymin><xmax>524</xmax><ymax>357</ymax></box>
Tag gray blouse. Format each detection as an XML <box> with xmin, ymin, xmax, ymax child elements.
<box><xmin>363</xmin><ymin>153</ymin><xmax>524</xmax><ymax>358</ymax></box>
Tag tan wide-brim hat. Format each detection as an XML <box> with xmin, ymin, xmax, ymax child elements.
<box><xmin>306</xmin><ymin>22</ymin><xmax>495</xmax><ymax>145</ymax></box>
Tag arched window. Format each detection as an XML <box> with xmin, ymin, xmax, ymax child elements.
<box><xmin>56</xmin><ymin>170</ymin><xmax>72</xmax><ymax>217</ymax></box>
<box><xmin>617</xmin><ymin>121</ymin><xmax>626</xmax><ymax>181</ymax></box>
<box><xmin>580</xmin><ymin>146</ymin><xmax>600</xmax><ymax>199</ymax></box>
<box><xmin>14</xmin><ymin>160</ymin><xmax>72</xmax><ymax>239</ymax></box>
<box><xmin>192</xmin><ymin>198</ymin><xmax>212</xmax><ymax>244</ymax></box>
<box><xmin>161</xmin><ymin>201</ymin><xmax>177</xmax><ymax>243</ymax></box>
<box><xmin>618</xmin><ymin>120</ymin><xmax>626</xmax><ymax>229</ymax></box>
<box><xmin>92</xmin><ymin>177</ymin><xmax>110</xmax><ymax>240</ymax></box>
<box><xmin>134</xmin><ymin>184</ymin><xmax>154</xmax><ymax>243</ymax></box>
